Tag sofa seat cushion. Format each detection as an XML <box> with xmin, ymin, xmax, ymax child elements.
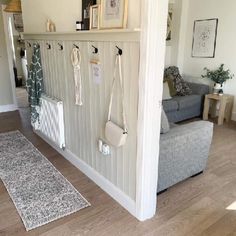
<box><xmin>172</xmin><ymin>95</ymin><xmax>202</xmax><ymax>110</ymax></box>
<box><xmin>163</xmin><ymin>99</ymin><xmax>178</xmax><ymax>112</ymax></box>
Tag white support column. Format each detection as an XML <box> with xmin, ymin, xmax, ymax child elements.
<box><xmin>136</xmin><ymin>0</ymin><xmax>169</xmax><ymax>221</ymax></box>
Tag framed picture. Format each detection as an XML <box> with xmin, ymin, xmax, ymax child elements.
<box><xmin>192</xmin><ymin>18</ymin><xmax>218</xmax><ymax>58</ymax></box>
<box><xmin>90</xmin><ymin>5</ymin><xmax>100</xmax><ymax>30</ymax></box>
<box><xmin>166</xmin><ymin>4</ymin><xmax>173</xmax><ymax>41</ymax></box>
<box><xmin>100</xmin><ymin>0</ymin><xmax>128</xmax><ymax>29</ymax></box>
<box><xmin>82</xmin><ymin>0</ymin><xmax>97</xmax><ymax>30</ymax></box>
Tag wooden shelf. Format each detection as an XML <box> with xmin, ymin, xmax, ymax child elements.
<box><xmin>23</xmin><ymin>29</ymin><xmax>141</xmax><ymax>42</ymax></box>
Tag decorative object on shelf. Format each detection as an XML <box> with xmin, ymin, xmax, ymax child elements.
<box><xmin>49</xmin><ymin>21</ymin><xmax>56</xmax><ymax>32</ymax></box>
<box><xmin>13</xmin><ymin>13</ymin><xmax>23</xmax><ymax>32</ymax></box>
<box><xmin>46</xmin><ymin>19</ymin><xmax>56</xmax><ymax>32</ymax></box>
<box><xmin>100</xmin><ymin>0</ymin><xmax>128</xmax><ymax>29</ymax></box>
<box><xmin>166</xmin><ymin>4</ymin><xmax>173</xmax><ymax>41</ymax></box>
<box><xmin>76</xmin><ymin>21</ymin><xmax>84</xmax><ymax>31</ymax></box>
<box><xmin>105</xmin><ymin>49</ymin><xmax>128</xmax><ymax>147</ymax></box>
<box><xmin>192</xmin><ymin>18</ymin><xmax>218</xmax><ymax>58</ymax></box>
<box><xmin>4</xmin><ymin>0</ymin><xmax>22</xmax><ymax>13</ymax></box>
<box><xmin>46</xmin><ymin>19</ymin><xmax>50</xmax><ymax>32</ymax></box>
<box><xmin>82</xmin><ymin>0</ymin><xmax>97</xmax><ymax>30</ymax></box>
<box><xmin>202</xmin><ymin>64</ymin><xmax>234</xmax><ymax>94</ymax></box>
<box><xmin>90</xmin><ymin>4</ymin><xmax>100</xmax><ymax>30</ymax></box>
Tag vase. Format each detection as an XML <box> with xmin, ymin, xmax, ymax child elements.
<box><xmin>213</xmin><ymin>83</ymin><xmax>224</xmax><ymax>94</ymax></box>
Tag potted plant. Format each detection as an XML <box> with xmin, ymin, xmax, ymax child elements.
<box><xmin>202</xmin><ymin>64</ymin><xmax>234</xmax><ymax>94</ymax></box>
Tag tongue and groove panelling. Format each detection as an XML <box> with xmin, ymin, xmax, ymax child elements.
<box><xmin>29</xmin><ymin>40</ymin><xmax>139</xmax><ymax>200</ymax></box>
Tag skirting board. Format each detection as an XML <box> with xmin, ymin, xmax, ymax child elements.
<box><xmin>34</xmin><ymin>130</ymin><xmax>137</xmax><ymax>219</ymax></box>
<box><xmin>0</xmin><ymin>104</ymin><xmax>17</xmax><ymax>113</ymax></box>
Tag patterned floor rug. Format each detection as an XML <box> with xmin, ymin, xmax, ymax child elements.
<box><xmin>0</xmin><ymin>131</ymin><xmax>90</xmax><ymax>231</ymax></box>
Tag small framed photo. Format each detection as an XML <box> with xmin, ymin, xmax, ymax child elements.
<box><xmin>192</xmin><ymin>18</ymin><xmax>218</xmax><ymax>58</ymax></box>
<box><xmin>100</xmin><ymin>0</ymin><xmax>128</xmax><ymax>29</ymax></box>
<box><xmin>90</xmin><ymin>5</ymin><xmax>100</xmax><ymax>30</ymax></box>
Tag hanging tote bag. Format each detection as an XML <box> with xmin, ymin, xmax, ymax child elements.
<box><xmin>105</xmin><ymin>54</ymin><xmax>128</xmax><ymax>147</ymax></box>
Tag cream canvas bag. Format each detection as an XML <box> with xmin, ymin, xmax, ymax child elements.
<box><xmin>105</xmin><ymin>54</ymin><xmax>128</xmax><ymax>147</ymax></box>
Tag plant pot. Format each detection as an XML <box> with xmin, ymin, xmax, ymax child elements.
<box><xmin>213</xmin><ymin>83</ymin><xmax>224</xmax><ymax>94</ymax></box>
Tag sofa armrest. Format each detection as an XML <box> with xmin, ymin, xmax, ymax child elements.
<box><xmin>158</xmin><ymin>121</ymin><xmax>213</xmax><ymax>192</ymax></box>
<box><xmin>187</xmin><ymin>82</ymin><xmax>210</xmax><ymax>96</ymax></box>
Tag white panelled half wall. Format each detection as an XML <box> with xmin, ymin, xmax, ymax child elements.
<box><xmin>24</xmin><ymin>31</ymin><xmax>140</xmax><ymax>215</ymax></box>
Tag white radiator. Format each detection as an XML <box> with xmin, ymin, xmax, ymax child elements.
<box><xmin>38</xmin><ymin>94</ymin><xmax>65</xmax><ymax>149</ymax></box>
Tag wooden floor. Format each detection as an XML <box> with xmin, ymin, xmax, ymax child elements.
<box><xmin>1</xmin><ymin>109</ymin><xmax>236</xmax><ymax>236</ymax></box>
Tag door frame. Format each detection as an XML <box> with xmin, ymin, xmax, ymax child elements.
<box><xmin>2</xmin><ymin>5</ymin><xmax>18</xmax><ymax>109</ymax></box>
<box><xmin>136</xmin><ymin>0</ymin><xmax>169</xmax><ymax>220</ymax></box>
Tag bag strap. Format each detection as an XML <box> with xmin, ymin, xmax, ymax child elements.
<box><xmin>107</xmin><ymin>55</ymin><xmax>128</xmax><ymax>133</ymax></box>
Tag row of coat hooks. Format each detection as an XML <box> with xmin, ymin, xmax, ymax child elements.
<box><xmin>26</xmin><ymin>41</ymin><xmax>123</xmax><ymax>55</ymax></box>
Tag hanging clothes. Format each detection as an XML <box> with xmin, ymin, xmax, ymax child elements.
<box><xmin>26</xmin><ymin>43</ymin><xmax>44</xmax><ymax>126</ymax></box>
<box><xmin>71</xmin><ymin>47</ymin><xmax>83</xmax><ymax>106</ymax></box>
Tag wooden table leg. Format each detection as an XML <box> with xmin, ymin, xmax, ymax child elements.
<box><xmin>226</xmin><ymin>97</ymin><xmax>234</xmax><ymax>123</ymax></box>
<box><xmin>203</xmin><ymin>96</ymin><xmax>210</xmax><ymax>121</ymax></box>
<box><xmin>218</xmin><ymin>97</ymin><xmax>227</xmax><ymax>125</ymax></box>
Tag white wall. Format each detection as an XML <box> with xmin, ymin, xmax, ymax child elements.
<box><xmin>0</xmin><ymin>3</ymin><xmax>15</xmax><ymax>110</ymax></box>
<box><xmin>179</xmin><ymin>0</ymin><xmax>236</xmax><ymax>120</ymax></box>
<box><xmin>21</xmin><ymin>0</ymin><xmax>140</xmax><ymax>33</ymax></box>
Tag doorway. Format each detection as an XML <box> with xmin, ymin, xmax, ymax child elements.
<box><xmin>3</xmin><ymin>7</ymin><xmax>28</xmax><ymax>109</ymax></box>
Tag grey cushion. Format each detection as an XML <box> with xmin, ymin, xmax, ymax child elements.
<box><xmin>160</xmin><ymin>108</ymin><xmax>170</xmax><ymax>134</ymax></box>
<box><xmin>172</xmin><ymin>95</ymin><xmax>202</xmax><ymax>110</ymax></box>
<box><xmin>162</xmin><ymin>99</ymin><xmax>178</xmax><ymax>112</ymax></box>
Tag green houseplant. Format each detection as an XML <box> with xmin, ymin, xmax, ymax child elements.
<box><xmin>202</xmin><ymin>64</ymin><xmax>234</xmax><ymax>94</ymax></box>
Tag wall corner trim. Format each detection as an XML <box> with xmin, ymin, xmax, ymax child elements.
<box><xmin>35</xmin><ymin>130</ymin><xmax>137</xmax><ymax>218</ymax></box>
<box><xmin>0</xmin><ymin>104</ymin><xmax>18</xmax><ymax>113</ymax></box>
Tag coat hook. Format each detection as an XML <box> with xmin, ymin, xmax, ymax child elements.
<box><xmin>92</xmin><ymin>45</ymin><xmax>98</xmax><ymax>54</ymax></box>
<box><xmin>46</xmin><ymin>43</ymin><xmax>51</xmax><ymax>50</ymax></box>
<box><xmin>58</xmin><ymin>43</ymin><xmax>63</xmax><ymax>50</ymax></box>
<box><xmin>116</xmin><ymin>46</ymin><xmax>122</xmax><ymax>55</ymax></box>
<box><xmin>73</xmin><ymin>44</ymin><xmax>79</xmax><ymax>49</ymax></box>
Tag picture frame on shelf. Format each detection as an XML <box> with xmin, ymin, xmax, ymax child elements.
<box><xmin>82</xmin><ymin>0</ymin><xmax>97</xmax><ymax>30</ymax></box>
<box><xmin>90</xmin><ymin>5</ymin><xmax>100</xmax><ymax>30</ymax></box>
<box><xmin>100</xmin><ymin>0</ymin><xmax>128</xmax><ymax>29</ymax></box>
<box><xmin>191</xmin><ymin>18</ymin><xmax>218</xmax><ymax>58</ymax></box>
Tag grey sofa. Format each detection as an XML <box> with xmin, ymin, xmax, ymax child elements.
<box><xmin>163</xmin><ymin>82</ymin><xmax>209</xmax><ymax>123</ymax></box>
<box><xmin>157</xmin><ymin>120</ymin><xmax>213</xmax><ymax>193</ymax></box>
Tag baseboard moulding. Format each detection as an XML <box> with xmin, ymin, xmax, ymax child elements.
<box><xmin>34</xmin><ymin>130</ymin><xmax>137</xmax><ymax>219</ymax></box>
<box><xmin>0</xmin><ymin>104</ymin><xmax>18</xmax><ymax>113</ymax></box>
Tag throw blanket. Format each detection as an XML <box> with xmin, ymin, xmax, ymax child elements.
<box><xmin>26</xmin><ymin>43</ymin><xmax>44</xmax><ymax>126</ymax></box>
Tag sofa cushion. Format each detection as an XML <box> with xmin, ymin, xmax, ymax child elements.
<box><xmin>172</xmin><ymin>95</ymin><xmax>202</xmax><ymax>110</ymax></box>
<box><xmin>163</xmin><ymin>99</ymin><xmax>178</xmax><ymax>112</ymax></box>
<box><xmin>164</xmin><ymin>75</ymin><xmax>177</xmax><ymax>97</ymax></box>
<box><xmin>160</xmin><ymin>108</ymin><xmax>170</xmax><ymax>134</ymax></box>
<box><xmin>163</xmin><ymin>81</ymin><xmax>172</xmax><ymax>100</ymax></box>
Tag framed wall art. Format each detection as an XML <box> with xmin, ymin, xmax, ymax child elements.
<box><xmin>191</xmin><ymin>18</ymin><xmax>218</xmax><ymax>58</ymax></box>
<box><xmin>166</xmin><ymin>4</ymin><xmax>173</xmax><ymax>41</ymax></box>
<box><xmin>100</xmin><ymin>0</ymin><xmax>128</xmax><ymax>29</ymax></box>
<box><xmin>90</xmin><ymin>5</ymin><xmax>100</xmax><ymax>30</ymax></box>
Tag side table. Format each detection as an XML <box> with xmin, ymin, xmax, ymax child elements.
<box><xmin>203</xmin><ymin>94</ymin><xmax>234</xmax><ymax>125</ymax></box>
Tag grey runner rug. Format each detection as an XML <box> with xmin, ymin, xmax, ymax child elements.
<box><xmin>0</xmin><ymin>131</ymin><xmax>90</xmax><ymax>231</ymax></box>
